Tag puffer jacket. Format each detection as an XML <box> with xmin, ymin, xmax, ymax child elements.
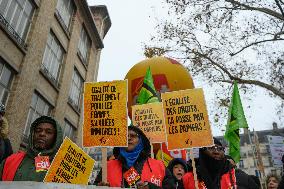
<box><xmin>95</xmin><ymin>126</ymin><xmax>175</xmax><ymax>188</ymax></box>
<box><xmin>0</xmin><ymin>116</ymin><xmax>63</xmax><ymax>181</ymax></box>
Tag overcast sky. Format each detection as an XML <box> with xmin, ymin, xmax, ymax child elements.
<box><xmin>87</xmin><ymin>0</ymin><xmax>283</xmax><ymax>136</ymax></box>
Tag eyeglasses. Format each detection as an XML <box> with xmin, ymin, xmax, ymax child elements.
<box><xmin>206</xmin><ymin>146</ymin><xmax>225</xmax><ymax>152</ymax></box>
<box><xmin>128</xmin><ymin>133</ymin><xmax>139</xmax><ymax>139</ymax></box>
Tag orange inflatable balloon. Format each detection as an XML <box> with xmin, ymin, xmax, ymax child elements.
<box><xmin>125</xmin><ymin>56</ymin><xmax>195</xmax><ymax>117</ymax></box>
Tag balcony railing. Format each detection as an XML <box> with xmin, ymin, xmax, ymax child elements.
<box><xmin>40</xmin><ymin>66</ymin><xmax>61</xmax><ymax>89</ymax></box>
<box><xmin>0</xmin><ymin>13</ymin><xmax>27</xmax><ymax>50</ymax></box>
<box><xmin>55</xmin><ymin>9</ymin><xmax>71</xmax><ymax>37</ymax></box>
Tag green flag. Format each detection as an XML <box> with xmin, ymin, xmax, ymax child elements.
<box><xmin>136</xmin><ymin>67</ymin><xmax>159</xmax><ymax>104</ymax></box>
<box><xmin>224</xmin><ymin>81</ymin><xmax>248</xmax><ymax>163</ymax></box>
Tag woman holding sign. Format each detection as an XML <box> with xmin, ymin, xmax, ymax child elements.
<box><xmin>95</xmin><ymin>125</ymin><xmax>174</xmax><ymax>188</ymax></box>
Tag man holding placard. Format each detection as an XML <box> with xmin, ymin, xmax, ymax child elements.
<box><xmin>0</xmin><ymin>116</ymin><xmax>63</xmax><ymax>181</ymax></box>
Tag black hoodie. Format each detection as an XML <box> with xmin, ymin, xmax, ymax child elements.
<box><xmin>167</xmin><ymin>158</ymin><xmax>188</xmax><ymax>189</ymax></box>
<box><xmin>0</xmin><ymin>116</ymin><xmax>63</xmax><ymax>181</ymax></box>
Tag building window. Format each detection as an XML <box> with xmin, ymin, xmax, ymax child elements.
<box><xmin>77</xmin><ymin>27</ymin><xmax>91</xmax><ymax>64</ymax></box>
<box><xmin>271</xmin><ymin>169</ymin><xmax>276</xmax><ymax>175</ymax></box>
<box><xmin>255</xmin><ymin>170</ymin><xmax>261</xmax><ymax>177</ymax></box>
<box><xmin>266</xmin><ymin>145</ymin><xmax>271</xmax><ymax>153</ymax></box>
<box><xmin>41</xmin><ymin>32</ymin><xmax>64</xmax><ymax>84</ymax></box>
<box><xmin>68</xmin><ymin>69</ymin><xmax>83</xmax><ymax>111</ymax></box>
<box><xmin>268</xmin><ymin>156</ymin><xmax>273</xmax><ymax>166</ymax></box>
<box><xmin>63</xmin><ymin>119</ymin><xmax>76</xmax><ymax>141</ymax></box>
<box><xmin>0</xmin><ymin>59</ymin><xmax>14</xmax><ymax>105</ymax></box>
<box><xmin>239</xmin><ymin>159</ymin><xmax>244</xmax><ymax>168</ymax></box>
<box><xmin>24</xmin><ymin>92</ymin><xmax>52</xmax><ymax>138</ymax></box>
<box><xmin>0</xmin><ymin>0</ymin><xmax>34</xmax><ymax>39</ymax></box>
<box><xmin>55</xmin><ymin>0</ymin><xmax>74</xmax><ymax>31</ymax></box>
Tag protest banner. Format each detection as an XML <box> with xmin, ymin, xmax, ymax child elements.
<box><xmin>267</xmin><ymin>135</ymin><xmax>284</xmax><ymax>167</ymax></box>
<box><xmin>161</xmin><ymin>88</ymin><xmax>213</xmax><ymax>150</ymax></box>
<box><xmin>44</xmin><ymin>137</ymin><xmax>95</xmax><ymax>185</ymax></box>
<box><xmin>83</xmin><ymin>80</ymin><xmax>128</xmax><ymax>147</ymax></box>
<box><xmin>132</xmin><ymin>102</ymin><xmax>166</xmax><ymax>143</ymax></box>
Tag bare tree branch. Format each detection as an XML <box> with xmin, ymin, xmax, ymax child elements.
<box><xmin>194</xmin><ymin>51</ymin><xmax>233</xmax><ymax>79</ymax></box>
<box><xmin>275</xmin><ymin>0</ymin><xmax>284</xmax><ymax>18</ymax></box>
<box><xmin>220</xmin><ymin>79</ymin><xmax>284</xmax><ymax>99</ymax></box>
<box><xmin>230</xmin><ymin>38</ymin><xmax>284</xmax><ymax>56</ymax></box>
<box><xmin>195</xmin><ymin>51</ymin><xmax>284</xmax><ymax>99</ymax></box>
<box><xmin>274</xmin><ymin>30</ymin><xmax>284</xmax><ymax>38</ymax></box>
<box><xmin>226</xmin><ymin>0</ymin><xmax>284</xmax><ymax>20</ymax></box>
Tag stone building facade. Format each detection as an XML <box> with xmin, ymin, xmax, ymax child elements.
<box><xmin>0</xmin><ymin>0</ymin><xmax>111</xmax><ymax>150</ymax></box>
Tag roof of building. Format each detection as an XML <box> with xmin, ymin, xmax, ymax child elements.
<box><xmin>82</xmin><ymin>0</ymin><xmax>104</xmax><ymax>48</ymax></box>
<box><xmin>216</xmin><ymin>126</ymin><xmax>284</xmax><ymax>146</ymax></box>
<box><xmin>90</xmin><ymin>5</ymin><xmax>112</xmax><ymax>39</ymax></box>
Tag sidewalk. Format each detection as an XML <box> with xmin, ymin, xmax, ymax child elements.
<box><xmin>0</xmin><ymin>181</ymin><xmax>122</xmax><ymax>189</ymax></box>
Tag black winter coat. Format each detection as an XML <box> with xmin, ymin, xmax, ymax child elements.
<box><xmin>235</xmin><ymin>169</ymin><xmax>260</xmax><ymax>189</ymax></box>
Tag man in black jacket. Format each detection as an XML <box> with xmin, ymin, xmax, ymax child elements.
<box><xmin>226</xmin><ymin>155</ymin><xmax>259</xmax><ymax>189</ymax></box>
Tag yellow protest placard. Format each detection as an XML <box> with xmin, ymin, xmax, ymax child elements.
<box><xmin>161</xmin><ymin>88</ymin><xmax>213</xmax><ymax>150</ymax></box>
<box><xmin>44</xmin><ymin>137</ymin><xmax>95</xmax><ymax>185</ymax></box>
<box><xmin>83</xmin><ymin>80</ymin><xmax>128</xmax><ymax>147</ymax></box>
<box><xmin>132</xmin><ymin>102</ymin><xmax>166</xmax><ymax>143</ymax></box>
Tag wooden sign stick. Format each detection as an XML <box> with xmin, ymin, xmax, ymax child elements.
<box><xmin>190</xmin><ymin>149</ymin><xmax>199</xmax><ymax>189</ymax></box>
<box><xmin>101</xmin><ymin>147</ymin><xmax>108</xmax><ymax>183</ymax></box>
<box><xmin>151</xmin><ymin>144</ymin><xmax>154</xmax><ymax>158</ymax></box>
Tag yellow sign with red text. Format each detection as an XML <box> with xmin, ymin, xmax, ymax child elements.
<box><xmin>132</xmin><ymin>102</ymin><xmax>166</xmax><ymax>143</ymax></box>
<box><xmin>161</xmin><ymin>88</ymin><xmax>213</xmax><ymax>150</ymax></box>
<box><xmin>44</xmin><ymin>137</ymin><xmax>95</xmax><ymax>185</ymax></box>
<box><xmin>83</xmin><ymin>80</ymin><xmax>128</xmax><ymax>147</ymax></box>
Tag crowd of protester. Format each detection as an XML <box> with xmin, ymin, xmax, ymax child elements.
<box><xmin>0</xmin><ymin>111</ymin><xmax>283</xmax><ymax>189</ymax></box>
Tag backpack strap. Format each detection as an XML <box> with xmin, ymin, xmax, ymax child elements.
<box><xmin>2</xmin><ymin>151</ymin><xmax>26</xmax><ymax>181</ymax></box>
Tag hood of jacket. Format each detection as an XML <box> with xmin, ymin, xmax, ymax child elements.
<box><xmin>27</xmin><ymin>116</ymin><xmax>63</xmax><ymax>158</ymax></box>
<box><xmin>113</xmin><ymin>125</ymin><xmax>151</xmax><ymax>159</ymax></box>
<box><xmin>168</xmin><ymin>158</ymin><xmax>188</xmax><ymax>174</ymax></box>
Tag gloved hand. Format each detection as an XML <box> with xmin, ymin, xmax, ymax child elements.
<box><xmin>136</xmin><ymin>181</ymin><xmax>149</xmax><ymax>189</ymax></box>
<box><xmin>97</xmin><ymin>181</ymin><xmax>110</xmax><ymax>186</ymax></box>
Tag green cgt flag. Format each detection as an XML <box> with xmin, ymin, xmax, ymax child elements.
<box><xmin>136</xmin><ymin>67</ymin><xmax>159</xmax><ymax>104</ymax></box>
<box><xmin>224</xmin><ymin>81</ymin><xmax>248</xmax><ymax>163</ymax></box>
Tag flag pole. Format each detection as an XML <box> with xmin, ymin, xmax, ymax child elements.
<box><xmin>190</xmin><ymin>149</ymin><xmax>198</xmax><ymax>189</ymax></box>
<box><xmin>151</xmin><ymin>144</ymin><xmax>154</xmax><ymax>158</ymax></box>
<box><xmin>101</xmin><ymin>147</ymin><xmax>108</xmax><ymax>183</ymax></box>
